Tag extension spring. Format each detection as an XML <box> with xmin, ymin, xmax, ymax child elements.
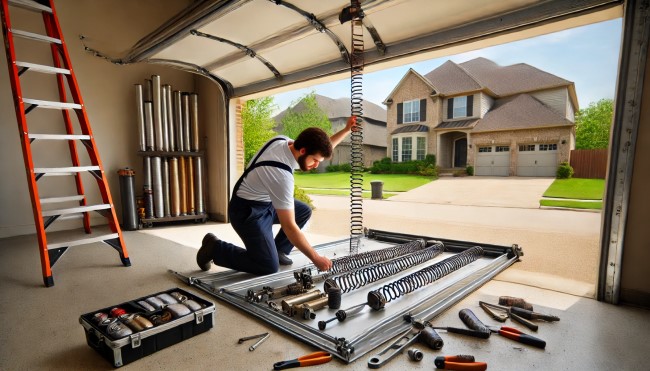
<box><xmin>368</xmin><ymin>246</ymin><xmax>484</xmax><ymax>310</ymax></box>
<box><xmin>328</xmin><ymin>242</ymin><xmax>444</xmax><ymax>293</ymax></box>
<box><xmin>325</xmin><ymin>239</ymin><xmax>427</xmax><ymax>275</ymax></box>
<box><xmin>349</xmin><ymin>0</ymin><xmax>365</xmax><ymax>255</ymax></box>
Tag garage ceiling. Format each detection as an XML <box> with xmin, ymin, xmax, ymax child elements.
<box><xmin>112</xmin><ymin>0</ymin><xmax>622</xmax><ymax>97</ymax></box>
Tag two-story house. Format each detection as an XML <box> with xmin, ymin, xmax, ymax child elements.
<box><xmin>383</xmin><ymin>57</ymin><xmax>577</xmax><ymax>176</ymax></box>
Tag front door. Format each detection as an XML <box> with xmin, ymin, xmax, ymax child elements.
<box><xmin>454</xmin><ymin>138</ymin><xmax>467</xmax><ymax>167</ymax></box>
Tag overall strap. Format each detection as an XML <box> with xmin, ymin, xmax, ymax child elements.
<box><xmin>233</xmin><ymin>138</ymin><xmax>293</xmax><ymax>195</ymax></box>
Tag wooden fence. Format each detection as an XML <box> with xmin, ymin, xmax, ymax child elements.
<box><xmin>570</xmin><ymin>149</ymin><xmax>608</xmax><ymax>179</ymax></box>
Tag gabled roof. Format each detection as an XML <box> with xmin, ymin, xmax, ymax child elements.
<box><xmin>382</xmin><ymin>68</ymin><xmax>437</xmax><ymax>104</ymax></box>
<box><xmin>472</xmin><ymin>94</ymin><xmax>573</xmax><ymax>133</ymax></box>
<box><xmin>423</xmin><ymin>60</ymin><xmax>483</xmax><ymax>96</ymax></box>
<box><xmin>274</xmin><ymin>94</ymin><xmax>386</xmax><ymax>123</ymax></box>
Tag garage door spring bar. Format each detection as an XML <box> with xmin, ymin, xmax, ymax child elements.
<box><xmin>322</xmin><ymin>239</ymin><xmax>427</xmax><ymax>275</ymax></box>
<box><xmin>324</xmin><ymin>242</ymin><xmax>443</xmax><ymax>293</ymax></box>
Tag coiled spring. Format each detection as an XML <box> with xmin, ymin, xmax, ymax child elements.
<box><xmin>328</xmin><ymin>242</ymin><xmax>444</xmax><ymax>293</ymax></box>
<box><xmin>368</xmin><ymin>246</ymin><xmax>484</xmax><ymax>310</ymax></box>
<box><xmin>326</xmin><ymin>239</ymin><xmax>427</xmax><ymax>274</ymax></box>
<box><xmin>349</xmin><ymin>0</ymin><xmax>365</xmax><ymax>255</ymax></box>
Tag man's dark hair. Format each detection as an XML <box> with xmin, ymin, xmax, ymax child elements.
<box><xmin>294</xmin><ymin>127</ymin><xmax>332</xmax><ymax>158</ymax></box>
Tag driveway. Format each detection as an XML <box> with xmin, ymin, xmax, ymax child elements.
<box><xmin>388</xmin><ymin>176</ymin><xmax>555</xmax><ymax>208</ymax></box>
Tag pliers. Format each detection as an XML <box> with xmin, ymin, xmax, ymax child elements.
<box><xmin>487</xmin><ymin>326</ymin><xmax>546</xmax><ymax>349</ymax></box>
<box><xmin>434</xmin><ymin>355</ymin><xmax>487</xmax><ymax>371</ymax></box>
<box><xmin>273</xmin><ymin>351</ymin><xmax>332</xmax><ymax>370</ymax></box>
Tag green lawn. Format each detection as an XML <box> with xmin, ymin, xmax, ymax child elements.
<box><xmin>305</xmin><ymin>189</ymin><xmax>399</xmax><ymax>199</ymax></box>
<box><xmin>540</xmin><ymin>199</ymin><xmax>603</xmax><ymax>210</ymax></box>
<box><xmin>542</xmin><ymin>178</ymin><xmax>605</xmax><ymax>200</ymax></box>
<box><xmin>294</xmin><ymin>172</ymin><xmax>435</xmax><ymax>192</ymax></box>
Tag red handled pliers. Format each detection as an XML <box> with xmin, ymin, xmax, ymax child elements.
<box><xmin>273</xmin><ymin>351</ymin><xmax>332</xmax><ymax>370</ymax></box>
<box><xmin>488</xmin><ymin>326</ymin><xmax>546</xmax><ymax>349</ymax></box>
<box><xmin>434</xmin><ymin>355</ymin><xmax>487</xmax><ymax>371</ymax></box>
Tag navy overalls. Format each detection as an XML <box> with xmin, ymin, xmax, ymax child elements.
<box><xmin>214</xmin><ymin>138</ymin><xmax>312</xmax><ymax>275</ymax></box>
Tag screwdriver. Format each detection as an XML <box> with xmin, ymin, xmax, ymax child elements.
<box><xmin>510</xmin><ymin>306</ymin><xmax>560</xmax><ymax>322</ymax></box>
<box><xmin>429</xmin><ymin>326</ymin><xmax>490</xmax><ymax>339</ymax></box>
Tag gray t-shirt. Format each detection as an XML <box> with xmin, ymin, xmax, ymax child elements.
<box><xmin>236</xmin><ymin>136</ymin><xmax>299</xmax><ymax>210</ymax></box>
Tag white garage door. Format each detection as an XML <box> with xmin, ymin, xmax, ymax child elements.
<box><xmin>517</xmin><ymin>143</ymin><xmax>558</xmax><ymax>177</ymax></box>
<box><xmin>475</xmin><ymin>145</ymin><xmax>510</xmax><ymax>176</ymax></box>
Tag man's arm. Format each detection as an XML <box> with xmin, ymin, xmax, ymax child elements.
<box><xmin>276</xmin><ymin>208</ymin><xmax>332</xmax><ymax>271</ymax></box>
<box><xmin>330</xmin><ymin>116</ymin><xmax>358</xmax><ymax>149</ymax></box>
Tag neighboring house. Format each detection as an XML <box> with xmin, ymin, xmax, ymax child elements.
<box><xmin>383</xmin><ymin>57</ymin><xmax>577</xmax><ymax>176</ymax></box>
<box><xmin>274</xmin><ymin>94</ymin><xmax>387</xmax><ymax>172</ymax></box>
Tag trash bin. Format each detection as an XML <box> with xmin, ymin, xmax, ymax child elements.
<box><xmin>370</xmin><ymin>180</ymin><xmax>384</xmax><ymax>200</ymax></box>
<box><xmin>117</xmin><ymin>168</ymin><xmax>138</xmax><ymax>230</ymax></box>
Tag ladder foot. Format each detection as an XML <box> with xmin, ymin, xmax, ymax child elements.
<box><xmin>43</xmin><ymin>275</ymin><xmax>54</xmax><ymax>287</ymax></box>
<box><xmin>121</xmin><ymin>257</ymin><xmax>131</xmax><ymax>267</ymax></box>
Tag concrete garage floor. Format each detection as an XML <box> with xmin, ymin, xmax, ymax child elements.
<box><xmin>1</xmin><ymin>178</ymin><xmax>648</xmax><ymax>370</ymax></box>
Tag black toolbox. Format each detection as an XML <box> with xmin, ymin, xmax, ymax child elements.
<box><xmin>79</xmin><ymin>287</ymin><xmax>215</xmax><ymax>367</ymax></box>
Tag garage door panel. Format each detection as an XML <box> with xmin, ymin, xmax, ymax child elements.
<box><xmin>475</xmin><ymin>149</ymin><xmax>510</xmax><ymax>177</ymax></box>
<box><xmin>516</xmin><ymin>145</ymin><xmax>558</xmax><ymax>176</ymax></box>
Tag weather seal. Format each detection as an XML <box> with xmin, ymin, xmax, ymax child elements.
<box><xmin>173</xmin><ymin>229</ymin><xmax>521</xmax><ymax>363</ymax></box>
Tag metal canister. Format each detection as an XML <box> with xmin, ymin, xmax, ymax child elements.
<box><xmin>117</xmin><ymin>168</ymin><xmax>138</xmax><ymax>230</ymax></box>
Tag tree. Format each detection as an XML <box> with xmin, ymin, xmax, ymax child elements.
<box><xmin>242</xmin><ymin>96</ymin><xmax>277</xmax><ymax>165</ymax></box>
<box><xmin>280</xmin><ymin>92</ymin><xmax>332</xmax><ymax>139</ymax></box>
<box><xmin>575</xmin><ymin>98</ymin><xmax>614</xmax><ymax>149</ymax></box>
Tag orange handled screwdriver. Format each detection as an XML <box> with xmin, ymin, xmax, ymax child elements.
<box><xmin>273</xmin><ymin>351</ymin><xmax>332</xmax><ymax>370</ymax></box>
<box><xmin>434</xmin><ymin>355</ymin><xmax>487</xmax><ymax>371</ymax></box>
<box><xmin>488</xmin><ymin>326</ymin><xmax>546</xmax><ymax>349</ymax></box>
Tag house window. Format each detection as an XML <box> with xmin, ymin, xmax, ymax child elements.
<box><xmin>496</xmin><ymin>146</ymin><xmax>510</xmax><ymax>152</ymax></box>
<box><xmin>416</xmin><ymin>137</ymin><xmax>426</xmax><ymax>160</ymax></box>
<box><xmin>519</xmin><ymin>144</ymin><xmax>535</xmax><ymax>151</ymax></box>
<box><xmin>478</xmin><ymin>146</ymin><xmax>492</xmax><ymax>153</ymax></box>
<box><xmin>403</xmin><ymin>100</ymin><xmax>420</xmax><ymax>123</ymax></box>
<box><xmin>392</xmin><ymin>138</ymin><xmax>399</xmax><ymax>162</ymax></box>
<box><xmin>539</xmin><ymin>144</ymin><xmax>557</xmax><ymax>151</ymax></box>
<box><xmin>401</xmin><ymin>137</ymin><xmax>412</xmax><ymax>161</ymax></box>
<box><xmin>453</xmin><ymin>96</ymin><xmax>467</xmax><ymax>118</ymax></box>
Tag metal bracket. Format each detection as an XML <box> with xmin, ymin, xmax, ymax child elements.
<box><xmin>130</xmin><ymin>333</ymin><xmax>141</xmax><ymax>348</ymax></box>
<box><xmin>195</xmin><ymin>310</ymin><xmax>204</xmax><ymax>324</ymax></box>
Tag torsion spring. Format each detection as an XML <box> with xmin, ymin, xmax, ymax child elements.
<box><xmin>325</xmin><ymin>239</ymin><xmax>427</xmax><ymax>274</ymax></box>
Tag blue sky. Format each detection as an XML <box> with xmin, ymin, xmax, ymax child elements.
<box><xmin>271</xmin><ymin>19</ymin><xmax>622</xmax><ymax>115</ymax></box>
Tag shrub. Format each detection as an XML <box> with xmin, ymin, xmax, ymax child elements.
<box><xmin>294</xmin><ymin>185</ymin><xmax>315</xmax><ymax>209</ymax></box>
<box><xmin>369</xmin><ymin>156</ymin><xmax>438</xmax><ymax>176</ymax></box>
<box><xmin>424</xmin><ymin>154</ymin><xmax>436</xmax><ymax>167</ymax></box>
<box><xmin>556</xmin><ymin>162</ymin><xmax>574</xmax><ymax>179</ymax></box>
<box><xmin>326</xmin><ymin>163</ymin><xmax>352</xmax><ymax>172</ymax></box>
<box><xmin>466</xmin><ymin>165</ymin><xmax>474</xmax><ymax>176</ymax></box>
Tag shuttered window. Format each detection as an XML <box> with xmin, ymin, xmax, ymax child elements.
<box><xmin>403</xmin><ymin>100</ymin><xmax>420</xmax><ymax>123</ymax></box>
<box><xmin>449</xmin><ymin>95</ymin><xmax>474</xmax><ymax>119</ymax></box>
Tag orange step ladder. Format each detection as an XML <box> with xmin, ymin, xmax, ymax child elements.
<box><xmin>1</xmin><ymin>0</ymin><xmax>130</xmax><ymax>287</ymax></box>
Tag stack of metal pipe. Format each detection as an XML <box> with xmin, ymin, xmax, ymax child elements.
<box><xmin>135</xmin><ymin>75</ymin><xmax>205</xmax><ymax>221</ymax></box>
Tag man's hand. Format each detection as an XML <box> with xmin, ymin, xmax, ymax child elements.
<box><xmin>346</xmin><ymin>116</ymin><xmax>359</xmax><ymax>131</ymax></box>
<box><xmin>311</xmin><ymin>254</ymin><xmax>332</xmax><ymax>271</ymax></box>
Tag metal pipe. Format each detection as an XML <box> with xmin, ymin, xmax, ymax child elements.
<box><xmin>187</xmin><ymin>156</ymin><xmax>195</xmax><ymax>215</ymax></box>
<box><xmin>165</xmin><ymin>84</ymin><xmax>175</xmax><ymax>151</ymax></box>
<box><xmin>143</xmin><ymin>78</ymin><xmax>152</xmax><ymax>102</ymax></box>
<box><xmin>143</xmin><ymin>156</ymin><xmax>152</xmax><ymax>189</ymax></box>
<box><xmin>135</xmin><ymin>84</ymin><xmax>146</xmax><ymax>151</ymax></box>
<box><xmin>161</xmin><ymin>85</ymin><xmax>169</xmax><ymax>151</ymax></box>
<box><xmin>144</xmin><ymin>102</ymin><xmax>154</xmax><ymax>151</ymax></box>
<box><xmin>152</xmin><ymin>156</ymin><xmax>164</xmax><ymax>218</ymax></box>
<box><xmin>174</xmin><ymin>91</ymin><xmax>184</xmax><ymax>152</ymax></box>
<box><xmin>193</xmin><ymin>156</ymin><xmax>205</xmax><ymax>214</ymax></box>
<box><xmin>190</xmin><ymin>93</ymin><xmax>199</xmax><ymax>151</ymax></box>
<box><xmin>182</xmin><ymin>93</ymin><xmax>191</xmax><ymax>152</ymax></box>
<box><xmin>170</xmin><ymin>157</ymin><xmax>180</xmax><ymax>217</ymax></box>
<box><xmin>179</xmin><ymin>156</ymin><xmax>187</xmax><ymax>215</ymax></box>
<box><xmin>162</xmin><ymin>158</ymin><xmax>170</xmax><ymax>217</ymax></box>
<box><xmin>152</xmin><ymin>75</ymin><xmax>163</xmax><ymax>151</ymax></box>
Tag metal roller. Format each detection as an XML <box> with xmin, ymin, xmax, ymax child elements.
<box><xmin>152</xmin><ymin>75</ymin><xmax>163</xmax><ymax>151</ymax></box>
<box><xmin>190</xmin><ymin>93</ymin><xmax>199</xmax><ymax>151</ymax></box>
<box><xmin>135</xmin><ymin>84</ymin><xmax>145</xmax><ymax>151</ymax></box>
<box><xmin>174</xmin><ymin>91</ymin><xmax>183</xmax><ymax>152</ymax></box>
<box><xmin>143</xmin><ymin>156</ymin><xmax>152</xmax><ymax>189</ymax></box>
<box><xmin>193</xmin><ymin>156</ymin><xmax>204</xmax><ymax>214</ymax></box>
<box><xmin>182</xmin><ymin>93</ymin><xmax>191</xmax><ymax>152</ymax></box>
<box><xmin>161</xmin><ymin>85</ymin><xmax>169</xmax><ymax>152</ymax></box>
<box><xmin>179</xmin><ymin>156</ymin><xmax>187</xmax><ymax>215</ymax></box>
<box><xmin>170</xmin><ymin>157</ymin><xmax>180</xmax><ymax>217</ymax></box>
<box><xmin>187</xmin><ymin>156</ymin><xmax>195</xmax><ymax>215</ymax></box>
<box><xmin>165</xmin><ymin>84</ymin><xmax>175</xmax><ymax>151</ymax></box>
<box><xmin>144</xmin><ymin>102</ymin><xmax>154</xmax><ymax>151</ymax></box>
<box><xmin>162</xmin><ymin>158</ymin><xmax>170</xmax><ymax>217</ymax></box>
<box><xmin>151</xmin><ymin>157</ymin><xmax>164</xmax><ymax>218</ymax></box>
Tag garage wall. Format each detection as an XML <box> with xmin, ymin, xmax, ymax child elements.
<box><xmin>0</xmin><ymin>0</ymin><xmax>196</xmax><ymax>238</ymax></box>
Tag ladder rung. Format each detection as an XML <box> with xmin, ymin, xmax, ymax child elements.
<box><xmin>59</xmin><ymin>214</ymin><xmax>83</xmax><ymax>221</ymax></box>
<box><xmin>29</xmin><ymin>134</ymin><xmax>91</xmax><ymax>140</ymax></box>
<box><xmin>41</xmin><ymin>203</ymin><xmax>111</xmax><ymax>217</ymax></box>
<box><xmin>40</xmin><ymin>195</ymin><xmax>85</xmax><ymax>204</ymax></box>
<box><xmin>34</xmin><ymin>166</ymin><xmax>100</xmax><ymax>175</ymax></box>
<box><xmin>11</xmin><ymin>29</ymin><xmax>61</xmax><ymax>44</ymax></box>
<box><xmin>8</xmin><ymin>0</ymin><xmax>52</xmax><ymax>13</ymax></box>
<box><xmin>47</xmin><ymin>233</ymin><xmax>119</xmax><ymax>250</ymax></box>
<box><xmin>22</xmin><ymin>98</ymin><xmax>81</xmax><ymax>110</ymax></box>
<box><xmin>16</xmin><ymin>61</ymin><xmax>70</xmax><ymax>75</ymax></box>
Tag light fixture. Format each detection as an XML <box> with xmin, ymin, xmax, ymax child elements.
<box><xmin>561</xmin><ymin>139</ymin><xmax>566</xmax><ymax>144</ymax></box>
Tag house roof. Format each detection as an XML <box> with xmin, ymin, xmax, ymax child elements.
<box><xmin>435</xmin><ymin>119</ymin><xmax>479</xmax><ymax>130</ymax></box>
<box><xmin>382</xmin><ymin>68</ymin><xmax>437</xmax><ymax>104</ymax></box>
<box><xmin>274</xmin><ymin>94</ymin><xmax>386</xmax><ymax>123</ymax></box>
<box><xmin>423</xmin><ymin>60</ymin><xmax>483</xmax><ymax>96</ymax></box>
<box><xmin>471</xmin><ymin>94</ymin><xmax>574</xmax><ymax>133</ymax></box>
<box><xmin>391</xmin><ymin>124</ymin><xmax>429</xmax><ymax>135</ymax></box>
